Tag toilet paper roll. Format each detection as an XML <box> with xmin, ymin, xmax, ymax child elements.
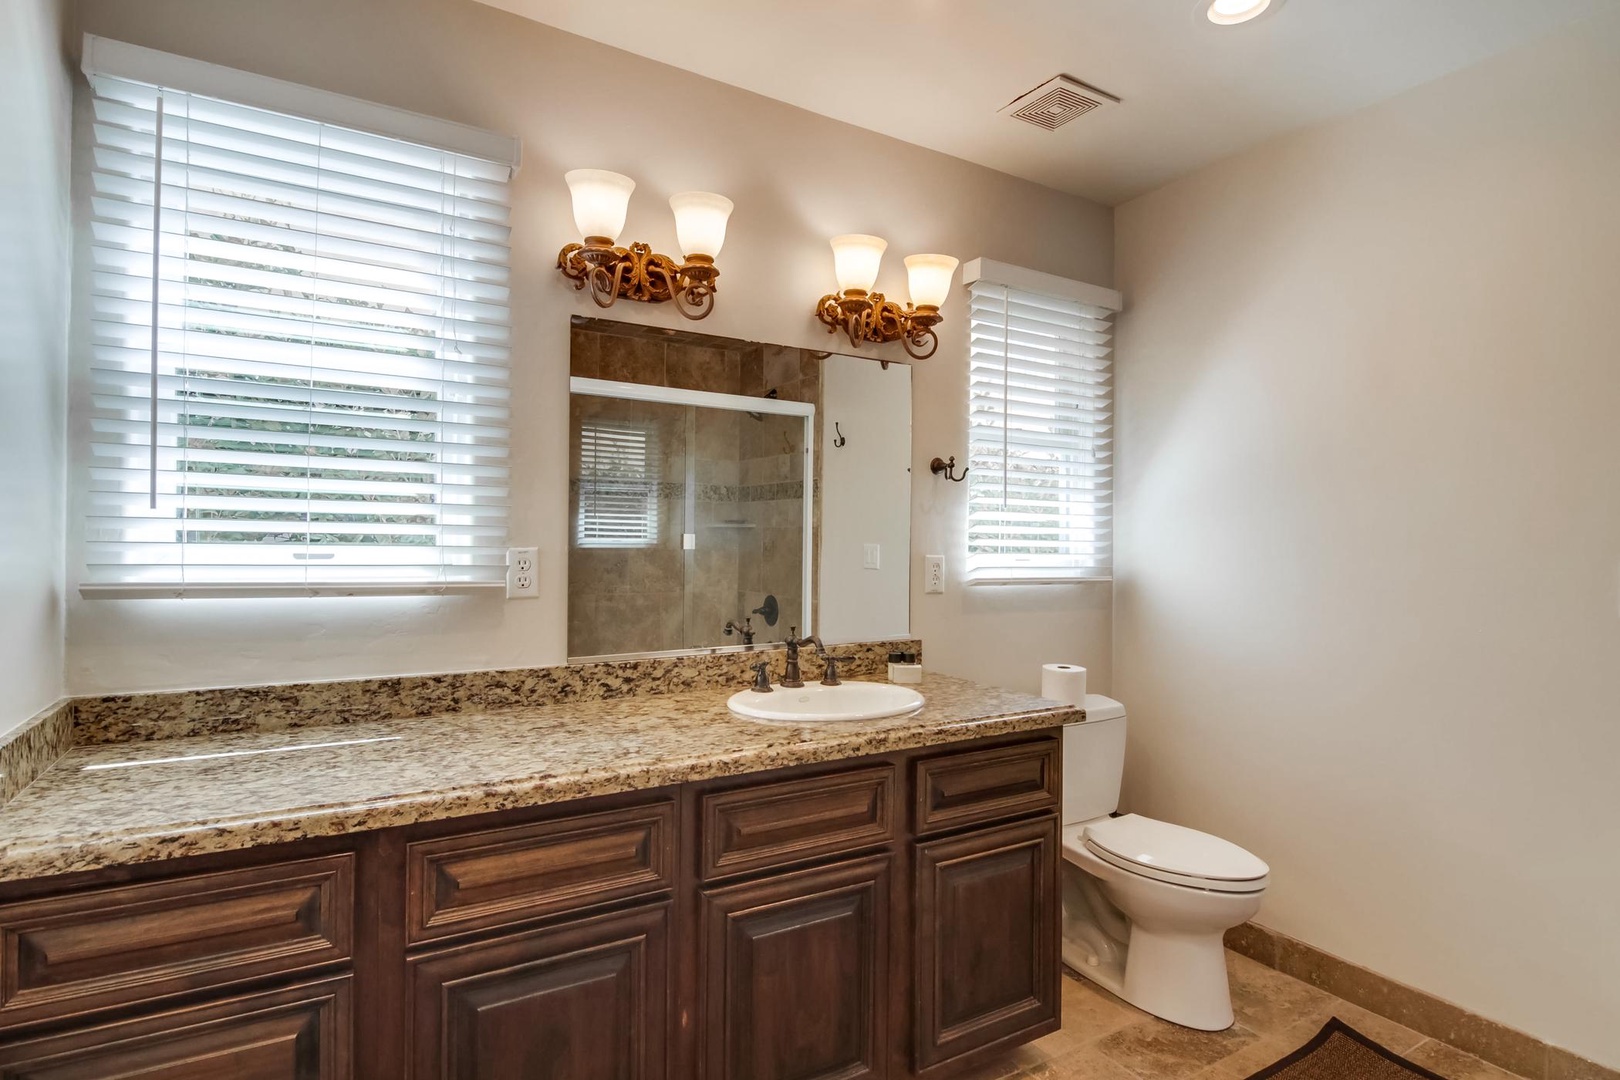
<box><xmin>1041</xmin><ymin>664</ymin><xmax>1088</xmax><ymax>707</ymax></box>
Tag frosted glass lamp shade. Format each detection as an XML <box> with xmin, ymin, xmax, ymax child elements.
<box><xmin>830</xmin><ymin>234</ymin><xmax>887</xmax><ymax>293</ymax></box>
<box><xmin>669</xmin><ymin>192</ymin><xmax>734</xmax><ymax>259</ymax></box>
<box><xmin>565</xmin><ymin>169</ymin><xmax>635</xmax><ymax>242</ymax></box>
<box><xmin>904</xmin><ymin>254</ymin><xmax>959</xmax><ymax>309</ymax></box>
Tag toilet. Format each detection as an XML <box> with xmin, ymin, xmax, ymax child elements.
<box><xmin>1061</xmin><ymin>695</ymin><xmax>1269</xmax><ymax>1031</ymax></box>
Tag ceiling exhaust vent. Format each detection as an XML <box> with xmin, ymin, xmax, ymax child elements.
<box><xmin>999</xmin><ymin>75</ymin><xmax>1119</xmax><ymax>131</ymax></box>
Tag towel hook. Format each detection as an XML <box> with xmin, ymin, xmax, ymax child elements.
<box><xmin>929</xmin><ymin>455</ymin><xmax>969</xmax><ymax>482</ymax></box>
<box><xmin>833</xmin><ymin>422</ymin><xmax>847</xmax><ymax>448</ymax></box>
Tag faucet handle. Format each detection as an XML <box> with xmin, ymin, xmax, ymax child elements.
<box><xmin>820</xmin><ymin>654</ymin><xmax>857</xmax><ymax>687</ymax></box>
<box><xmin>749</xmin><ymin>660</ymin><xmax>773</xmax><ymax>693</ymax></box>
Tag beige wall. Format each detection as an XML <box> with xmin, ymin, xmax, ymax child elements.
<box><xmin>1114</xmin><ymin>14</ymin><xmax>1620</xmax><ymax>1068</ymax></box>
<box><xmin>0</xmin><ymin>0</ymin><xmax>72</xmax><ymax>732</ymax></box>
<box><xmin>64</xmin><ymin>0</ymin><xmax>1115</xmax><ymax>695</ymax></box>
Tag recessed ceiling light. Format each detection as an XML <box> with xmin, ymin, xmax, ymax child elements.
<box><xmin>1207</xmin><ymin>0</ymin><xmax>1273</xmax><ymax>26</ymax></box>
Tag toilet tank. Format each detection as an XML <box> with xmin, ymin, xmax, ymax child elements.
<box><xmin>1062</xmin><ymin>694</ymin><xmax>1127</xmax><ymax>825</ymax></box>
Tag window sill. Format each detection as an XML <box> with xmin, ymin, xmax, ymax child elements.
<box><xmin>79</xmin><ymin>582</ymin><xmax>506</xmax><ymax>600</ymax></box>
<box><xmin>967</xmin><ymin>576</ymin><xmax>1114</xmax><ymax>587</ymax></box>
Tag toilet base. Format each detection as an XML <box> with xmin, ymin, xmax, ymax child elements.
<box><xmin>1061</xmin><ymin>841</ymin><xmax>1261</xmax><ymax>1032</ymax></box>
<box><xmin>1118</xmin><ymin>925</ymin><xmax>1235</xmax><ymax>1031</ymax></box>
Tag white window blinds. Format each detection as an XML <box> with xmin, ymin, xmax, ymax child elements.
<box><xmin>82</xmin><ymin>71</ymin><xmax>513</xmax><ymax>597</ymax></box>
<box><xmin>967</xmin><ymin>278</ymin><xmax>1116</xmax><ymax>583</ymax></box>
<box><xmin>576</xmin><ymin>423</ymin><xmax>660</xmax><ymax>549</ymax></box>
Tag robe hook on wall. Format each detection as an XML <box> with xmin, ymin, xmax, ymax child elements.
<box><xmin>929</xmin><ymin>455</ymin><xmax>968</xmax><ymax>482</ymax></box>
<box><xmin>833</xmin><ymin>423</ymin><xmax>847</xmax><ymax>448</ymax></box>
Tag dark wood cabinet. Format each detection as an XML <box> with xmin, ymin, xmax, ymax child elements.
<box><xmin>0</xmin><ymin>977</ymin><xmax>350</xmax><ymax>1080</ymax></box>
<box><xmin>700</xmin><ymin>855</ymin><xmax>891</xmax><ymax>1080</ymax></box>
<box><xmin>0</xmin><ymin>730</ymin><xmax>1060</xmax><ymax>1080</ymax></box>
<box><xmin>912</xmin><ymin>815</ymin><xmax>1060</xmax><ymax>1073</ymax></box>
<box><xmin>408</xmin><ymin>903</ymin><xmax>669</xmax><ymax>1080</ymax></box>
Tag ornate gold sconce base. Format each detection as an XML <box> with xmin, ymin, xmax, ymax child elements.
<box><xmin>814</xmin><ymin>290</ymin><xmax>941</xmax><ymax>361</ymax></box>
<box><xmin>557</xmin><ymin>241</ymin><xmax>718</xmax><ymax>320</ymax></box>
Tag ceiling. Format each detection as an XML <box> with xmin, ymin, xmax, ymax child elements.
<box><xmin>474</xmin><ymin>0</ymin><xmax>1608</xmax><ymax>205</ymax></box>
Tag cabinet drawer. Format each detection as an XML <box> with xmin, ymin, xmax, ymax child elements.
<box><xmin>913</xmin><ymin>738</ymin><xmax>1059</xmax><ymax>834</ymax></box>
<box><xmin>0</xmin><ymin>854</ymin><xmax>353</xmax><ymax>1028</ymax></box>
<box><xmin>406</xmin><ymin>800</ymin><xmax>675</xmax><ymax>944</ymax></box>
<box><xmin>0</xmin><ymin>976</ymin><xmax>350</xmax><ymax>1080</ymax></box>
<box><xmin>700</xmin><ymin>765</ymin><xmax>896</xmax><ymax>881</ymax></box>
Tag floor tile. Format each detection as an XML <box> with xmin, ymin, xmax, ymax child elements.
<box><xmin>1225</xmin><ymin>951</ymin><xmax>1339</xmax><ymax>1036</ymax></box>
<box><xmin>1095</xmin><ymin>1018</ymin><xmax>1263</xmax><ymax>1079</ymax></box>
<box><xmin>1407</xmin><ymin>1040</ymin><xmax>1526</xmax><ymax>1080</ymax></box>
<box><xmin>1279</xmin><ymin>1003</ymin><xmax>1431</xmax><ymax>1056</ymax></box>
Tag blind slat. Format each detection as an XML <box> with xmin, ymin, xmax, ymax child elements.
<box><xmin>85</xmin><ymin>74</ymin><xmax>514</xmax><ymax>595</ymax></box>
<box><xmin>967</xmin><ymin>279</ymin><xmax>1115</xmax><ymax>583</ymax></box>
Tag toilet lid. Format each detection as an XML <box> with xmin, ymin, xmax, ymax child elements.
<box><xmin>1083</xmin><ymin>814</ymin><xmax>1269</xmax><ymax>890</ymax></box>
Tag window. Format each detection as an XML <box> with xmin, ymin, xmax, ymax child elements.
<box><xmin>964</xmin><ymin>261</ymin><xmax>1120</xmax><ymax>583</ymax></box>
<box><xmin>80</xmin><ymin>40</ymin><xmax>516</xmax><ymax>596</ymax></box>
<box><xmin>575</xmin><ymin>422</ymin><xmax>660</xmax><ymax>549</ymax></box>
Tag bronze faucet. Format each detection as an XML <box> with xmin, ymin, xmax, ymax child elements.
<box><xmin>780</xmin><ymin>628</ymin><xmax>807</xmax><ymax>688</ymax></box>
<box><xmin>782</xmin><ymin>629</ymin><xmax>831</xmax><ymax>689</ymax></box>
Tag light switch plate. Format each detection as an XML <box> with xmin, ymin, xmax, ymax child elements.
<box><xmin>925</xmin><ymin>555</ymin><xmax>945</xmax><ymax>594</ymax></box>
<box><xmin>506</xmin><ymin>547</ymin><xmax>538</xmax><ymax>599</ymax></box>
<box><xmin>863</xmin><ymin>543</ymin><xmax>881</xmax><ymax>570</ymax></box>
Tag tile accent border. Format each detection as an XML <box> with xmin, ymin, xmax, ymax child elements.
<box><xmin>1225</xmin><ymin>923</ymin><xmax>1619</xmax><ymax>1080</ymax></box>
<box><xmin>69</xmin><ymin>638</ymin><xmax>923</xmax><ymax>746</ymax></box>
<box><xmin>0</xmin><ymin>700</ymin><xmax>75</xmax><ymax>807</ymax></box>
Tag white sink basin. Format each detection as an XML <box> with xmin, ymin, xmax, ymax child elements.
<box><xmin>728</xmin><ymin>681</ymin><xmax>925</xmax><ymax>723</ymax></box>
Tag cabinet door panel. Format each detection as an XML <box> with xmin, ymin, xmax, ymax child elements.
<box><xmin>406</xmin><ymin>801</ymin><xmax>675</xmax><ymax>943</ymax></box>
<box><xmin>914</xmin><ymin>816</ymin><xmax>1058</xmax><ymax>1073</ymax></box>
<box><xmin>702</xmin><ymin>855</ymin><xmax>891</xmax><ymax>1080</ymax></box>
<box><xmin>0</xmin><ymin>977</ymin><xmax>350</xmax><ymax>1080</ymax></box>
<box><xmin>409</xmin><ymin>903</ymin><xmax>668</xmax><ymax>1080</ymax></box>
<box><xmin>913</xmin><ymin>740</ymin><xmax>1059</xmax><ymax>835</ymax></box>
<box><xmin>0</xmin><ymin>854</ymin><xmax>353</xmax><ymax>1027</ymax></box>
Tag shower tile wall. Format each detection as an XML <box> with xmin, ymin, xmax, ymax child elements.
<box><xmin>568</xmin><ymin>325</ymin><xmax>817</xmax><ymax>658</ymax></box>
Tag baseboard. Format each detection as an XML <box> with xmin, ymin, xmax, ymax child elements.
<box><xmin>1225</xmin><ymin>923</ymin><xmax>1617</xmax><ymax>1080</ymax></box>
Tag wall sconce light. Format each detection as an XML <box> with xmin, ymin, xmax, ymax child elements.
<box><xmin>557</xmin><ymin>170</ymin><xmax>733</xmax><ymax>320</ymax></box>
<box><xmin>814</xmin><ymin>235</ymin><xmax>958</xmax><ymax>360</ymax></box>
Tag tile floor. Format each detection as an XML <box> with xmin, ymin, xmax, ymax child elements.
<box><xmin>963</xmin><ymin>951</ymin><xmax>1525</xmax><ymax>1080</ymax></box>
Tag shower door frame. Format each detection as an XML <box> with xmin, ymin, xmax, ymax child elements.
<box><xmin>569</xmin><ymin>376</ymin><xmax>817</xmax><ymax>651</ymax></box>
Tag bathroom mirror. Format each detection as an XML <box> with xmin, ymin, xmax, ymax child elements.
<box><xmin>567</xmin><ymin>319</ymin><xmax>911</xmax><ymax>659</ymax></box>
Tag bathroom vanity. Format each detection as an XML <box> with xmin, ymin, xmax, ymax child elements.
<box><xmin>0</xmin><ymin>665</ymin><xmax>1074</xmax><ymax>1080</ymax></box>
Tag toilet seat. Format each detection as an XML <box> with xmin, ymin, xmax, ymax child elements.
<box><xmin>1078</xmin><ymin>814</ymin><xmax>1269</xmax><ymax>893</ymax></box>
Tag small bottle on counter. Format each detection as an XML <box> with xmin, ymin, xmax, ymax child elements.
<box><xmin>887</xmin><ymin>651</ymin><xmax>923</xmax><ymax>684</ymax></box>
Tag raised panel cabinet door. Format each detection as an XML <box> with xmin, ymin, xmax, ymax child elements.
<box><xmin>913</xmin><ymin>815</ymin><xmax>1059</xmax><ymax>1074</ymax></box>
<box><xmin>701</xmin><ymin>854</ymin><xmax>891</xmax><ymax>1080</ymax></box>
<box><xmin>0</xmin><ymin>853</ymin><xmax>354</xmax><ymax>1027</ymax></box>
<box><xmin>408</xmin><ymin>902</ymin><xmax>669</xmax><ymax>1080</ymax></box>
<box><xmin>0</xmin><ymin>976</ymin><xmax>350</xmax><ymax>1080</ymax></box>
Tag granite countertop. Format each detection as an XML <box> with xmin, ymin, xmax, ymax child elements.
<box><xmin>0</xmin><ymin>674</ymin><xmax>1076</xmax><ymax>884</ymax></box>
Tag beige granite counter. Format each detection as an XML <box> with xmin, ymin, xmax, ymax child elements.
<box><xmin>0</xmin><ymin>674</ymin><xmax>1077</xmax><ymax>884</ymax></box>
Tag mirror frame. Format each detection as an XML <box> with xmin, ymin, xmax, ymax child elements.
<box><xmin>568</xmin><ymin>375</ymin><xmax>817</xmax><ymax>657</ymax></box>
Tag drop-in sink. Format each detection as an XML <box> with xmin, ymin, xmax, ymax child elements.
<box><xmin>728</xmin><ymin>681</ymin><xmax>925</xmax><ymax>723</ymax></box>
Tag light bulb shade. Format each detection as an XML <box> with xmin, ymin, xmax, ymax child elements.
<box><xmin>830</xmin><ymin>234</ymin><xmax>887</xmax><ymax>293</ymax></box>
<box><xmin>565</xmin><ymin>169</ymin><xmax>635</xmax><ymax>243</ymax></box>
<box><xmin>669</xmin><ymin>191</ymin><xmax>734</xmax><ymax>260</ymax></box>
<box><xmin>904</xmin><ymin>254</ymin><xmax>959</xmax><ymax>309</ymax></box>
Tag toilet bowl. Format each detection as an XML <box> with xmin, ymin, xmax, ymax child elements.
<box><xmin>1060</xmin><ymin>696</ymin><xmax>1269</xmax><ymax>1031</ymax></box>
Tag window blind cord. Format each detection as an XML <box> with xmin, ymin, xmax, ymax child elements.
<box><xmin>148</xmin><ymin>89</ymin><xmax>164</xmax><ymax>510</ymax></box>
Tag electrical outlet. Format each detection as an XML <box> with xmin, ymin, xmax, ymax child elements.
<box><xmin>925</xmin><ymin>555</ymin><xmax>945</xmax><ymax>594</ymax></box>
<box><xmin>863</xmin><ymin>543</ymin><xmax>881</xmax><ymax>570</ymax></box>
<box><xmin>507</xmin><ymin>547</ymin><xmax>538</xmax><ymax>599</ymax></box>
